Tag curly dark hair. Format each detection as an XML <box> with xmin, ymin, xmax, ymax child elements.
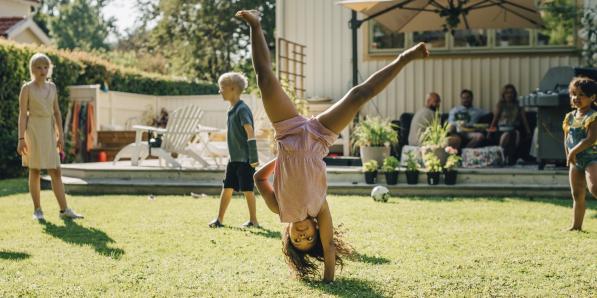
<box><xmin>281</xmin><ymin>223</ymin><xmax>354</xmax><ymax>279</ymax></box>
<box><xmin>569</xmin><ymin>77</ymin><xmax>597</xmax><ymax>98</ymax></box>
<box><xmin>569</xmin><ymin>77</ymin><xmax>597</xmax><ymax>109</ymax></box>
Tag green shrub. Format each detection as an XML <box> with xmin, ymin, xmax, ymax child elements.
<box><xmin>0</xmin><ymin>40</ymin><xmax>218</xmax><ymax>178</ymax></box>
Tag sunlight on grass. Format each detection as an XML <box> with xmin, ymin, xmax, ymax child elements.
<box><xmin>1</xmin><ymin>188</ymin><xmax>596</xmax><ymax>296</ymax></box>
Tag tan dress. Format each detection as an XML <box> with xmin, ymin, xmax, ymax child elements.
<box><xmin>22</xmin><ymin>82</ymin><xmax>60</xmax><ymax>169</ymax></box>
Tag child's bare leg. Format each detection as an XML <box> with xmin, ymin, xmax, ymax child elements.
<box><xmin>585</xmin><ymin>163</ymin><xmax>597</xmax><ymax>196</ymax></box>
<box><xmin>243</xmin><ymin>191</ymin><xmax>258</xmax><ymax>224</ymax></box>
<box><xmin>215</xmin><ymin>188</ymin><xmax>234</xmax><ymax>223</ymax></box>
<box><xmin>317</xmin><ymin>43</ymin><xmax>429</xmax><ymax>134</ymax></box>
<box><xmin>568</xmin><ymin>166</ymin><xmax>587</xmax><ymax>230</ymax></box>
<box><xmin>29</xmin><ymin>169</ymin><xmax>41</xmax><ymax>210</ymax></box>
<box><xmin>47</xmin><ymin>168</ymin><xmax>67</xmax><ymax>210</ymax></box>
<box><xmin>236</xmin><ymin>10</ymin><xmax>297</xmax><ymax>123</ymax></box>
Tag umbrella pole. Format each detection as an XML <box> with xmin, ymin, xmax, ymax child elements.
<box><xmin>351</xmin><ymin>10</ymin><xmax>359</xmax><ymax>88</ymax></box>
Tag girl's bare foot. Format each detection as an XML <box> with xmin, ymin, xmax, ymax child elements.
<box><xmin>235</xmin><ymin>10</ymin><xmax>261</xmax><ymax>27</ymax></box>
<box><xmin>401</xmin><ymin>42</ymin><xmax>430</xmax><ymax>61</ymax></box>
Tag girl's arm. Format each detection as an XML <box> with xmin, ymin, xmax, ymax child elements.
<box><xmin>520</xmin><ymin>108</ymin><xmax>531</xmax><ymax>135</ymax></box>
<box><xmin>17</xmin><ymin>84</ymin><xmax>29</xmax><ymax>155</ymax></box>
<box><xmin>254</xmin><ymin>158</ymin><xmax>279</xmax><ymax>214</ymax></box>
<box><xmin>489</xmin><ymin>103</ymin><xmax>502</xmax><ymax>129</ymax></box>
<box><xmin>568</xmin><ymin>120</ymin><xmax>597</xmax><ymax>164</ymax></box>
<box><xmin>52</xmin><ymin>85</ymin><xmax>65</xmax><ymax>152</ymax></box>
<box><xmin>316</xmin><ymin>201</ymin><xmax>335</xmax><ymax>283</ymax></box>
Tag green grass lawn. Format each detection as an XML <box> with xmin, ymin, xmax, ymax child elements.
<box><xmin>1</xmin><ymin>178</ymin><xmax>596</xmax><ymax>297</ymax></box>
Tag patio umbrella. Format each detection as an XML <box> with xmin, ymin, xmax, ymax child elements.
<box><xmin>339</xmin><ymin>0</ymin><xmax>544</xmax><ymax>86</ymax></box>
<box><xmin>338</xmin><ymin>0</ymin><xmax>544</xmax><ymax>32</ymax></box>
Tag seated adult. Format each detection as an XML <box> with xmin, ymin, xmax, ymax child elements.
<box><xmin>488</xmin><ymin>84</ymin><xmax>531</xmax><ymax>165</ymax></box>
<box><xmin>408</xmin><ymin>92</ymin><xmax>440</xmax><ymax>146</ymax></box>
<box><xmin>448</xmin><ymin>89</ymin><xmax>487</xmax><ymax>148</ymax></box>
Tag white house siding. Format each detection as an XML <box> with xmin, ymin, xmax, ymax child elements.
<box><xmin>0</xmin><ymin>0</ymin><xmax>31</xmax><ymax>18</ymax></box>
<box><xmin>275</xmin><ymin>0</ymin><xmax>582</xmax><ymax>119</ymax></box>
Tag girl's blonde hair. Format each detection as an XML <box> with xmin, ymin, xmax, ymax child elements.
<box><xmin>29</xmin><ymin>53</ymin><xmax>53</xmax><ymax>81</ymax></box>
<box><xmin>218</xmin><ymin>72</ymin><xmax>248</xmax><ymax>91</ymax></box>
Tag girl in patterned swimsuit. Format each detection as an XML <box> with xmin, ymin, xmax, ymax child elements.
<box><xmin>562</xmin><ymin>77</ymin><xmax>597</xmax><ymax>231</ymax></box>
<box><xmin>236</xmin><ymin>10</ymin><xmax>429</xmax><ymax>282</ymax></box>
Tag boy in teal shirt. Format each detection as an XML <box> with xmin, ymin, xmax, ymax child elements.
<box><xmin>209</xmin><ymin>72</ymin><xmax>259</xmax><ymax>228</ymax></box>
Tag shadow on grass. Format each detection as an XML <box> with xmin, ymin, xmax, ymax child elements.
<box><xmin>353</xmin><ymin>253</ymin><xmax>391</xmax><ymax>265</ymax></box>
<box><xmin>0</xmin><ymin>178</ymin><xmax>28</xmax><ymax>197</ymax></box>
<box><xmin>41</xmin><ymin>220</ymin><xmax>124</xmax><ymax>259</ymax></box>
<box><xmin>224</xmin><ymin>225</ymin><xmax>281</xmax><ymax>239</ymax></box>
<box><xmin>305</xmin><ymin>277</ymin><xmax>387</xmax><ymax>298</ymax></box>
<box><xmin>0</xmin><ymin>251</ymin><xmax>30</xmax><ymax>261</ymax></box>
<box><xmin>399</xmin><ymin>195</ymin><xmax>597</xmax><ymax>211</ymax></box>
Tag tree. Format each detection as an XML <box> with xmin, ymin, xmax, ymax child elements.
<box><xmin>140</xmin><ymin>0</ymin><xmax>275</xmax><ymax>82</ymax></box>
<box><xmin>35</xmin><ymin>0</ymin><xmax>116</xmax><ymax>51</ymax></box>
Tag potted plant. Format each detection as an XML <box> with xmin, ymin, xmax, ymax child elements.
<box><xmin>419</xmin><ymin>110</ymin><xmax>449</xmax><ymax>166</ymax></box>
<box><xmin>382</xmin><ymin>156</ymin><xmax>399</xmax><ymax>185</ymax></box>
<box><xmin>404</xmin><ymin>151</ymin><xmax>419</xmax><ymax>185</ymax></box>
<box><xmin>423</xmin><ymin>152</ymin><xmax>442</xmax><ymax>185</ymax></box>
<box><xmin>362</xmin><ymin>160</ymin><xmax>379</xmax><ymax>184</ymax></box>
<box><xmin>353</xmin><ymin>117</ymin><xmax>398</xmax><ymax>165</ymax></box>
<box><xmin>444</xmin><ymin>146</ymin><xmax>461</xmax><ymax>185</ymax></box>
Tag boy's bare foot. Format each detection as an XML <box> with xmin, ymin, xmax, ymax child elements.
<box><xmin>401</xmin><ymin>42</ymin><xmax>430</xmax><ymax>61</ymax></box>
<box><xmin>235</xmin><ymin>10</ymin><xmax>261</xmax><ymax>27</ymax></box>
<box><xmin>567</xmin><ymin>226</ymin><xmax>582</xmax><ymax>231</ymax></box>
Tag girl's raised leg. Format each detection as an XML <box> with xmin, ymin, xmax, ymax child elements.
<box><xmin>236</xmin><ymin>10</ymin><xmax>297</xmax><ymax>123</ymax></box>
<box><xmin>317</xmin><ymin>43</ymin><xmax>429</xmax><ymax>134</ymax></box>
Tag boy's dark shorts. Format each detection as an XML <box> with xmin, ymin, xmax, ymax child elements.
<box><xmin>223</xmin><ymin>162</ymin><xmax>255</xmax><ymax>192</ymax></box>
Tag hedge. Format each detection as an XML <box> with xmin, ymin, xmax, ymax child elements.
<box><xmin>0</xmin><ymin>39</ymin><xmax>218</xmax><ymax>178</ymax></box>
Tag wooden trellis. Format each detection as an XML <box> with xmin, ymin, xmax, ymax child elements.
<box><xmin>276</xmin><ymin>38</ymin><xmax>306</xmax><ymax>98</ymax></box>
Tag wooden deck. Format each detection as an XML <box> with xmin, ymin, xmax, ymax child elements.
<box><xmin>43</xmin><ymin>160</ymin><xmax>571</xmax><ymax>198</ymax></box>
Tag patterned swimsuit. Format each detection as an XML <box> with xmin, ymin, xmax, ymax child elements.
<box><xmin>563</xmin><ymin>109</ymin><xmax>597</xmax><ymax>170</ymax></box>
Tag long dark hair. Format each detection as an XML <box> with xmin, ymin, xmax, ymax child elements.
<box><xmin>499</xmin><ymin>84</ymin><xmax>519</xmax><ymax>105</ymax></box>
<box><xmin>282</xmin><ymin>224</ymin><xmax>353</xmax><ymax>279</ymax></box>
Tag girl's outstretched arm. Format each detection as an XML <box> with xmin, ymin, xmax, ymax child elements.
<box><xmin>316</xmin><ymin>201</ymin><xmax>335</xmax><ymax>283</ymax></box>
<box><xmin>254</xmin><ymin>158</ymin><xmax>279</xmax><ymax>214</ymax></box>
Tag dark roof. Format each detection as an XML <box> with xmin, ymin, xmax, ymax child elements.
<box><xmin>0</xmin><ymin>17</ymin><xmax>25</xmax><ymax>36</ymax></box>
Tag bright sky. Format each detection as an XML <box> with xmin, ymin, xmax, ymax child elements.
<box><xmin>102</xmin><ymin>1</ymin><xmax>141</xmax><ymax>41</ymax></box>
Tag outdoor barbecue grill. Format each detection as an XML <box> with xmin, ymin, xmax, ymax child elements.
<box><xmin>521</xmin><ymin>66</ymin><xmax>597</xmax><ymax>170</ymax></box>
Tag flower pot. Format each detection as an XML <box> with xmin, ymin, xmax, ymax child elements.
<box><xmin>360</xmin><ymin>146</ymin><xmax>390</xmax><ymax>166</ymax></box>
<box><xmin>420</xmin><ymin>145</ymin><xmax>447</xmax><ymax>166</ymax></box>
<box><xmin>385</xmin><ymin>171</ymin><xmax>398</xmax><ymax>185</ymax></box>
<box><xmin>364</xmin><ymin>171</ymin><xmax>378</xmax><ymax>184</ymax></box>
<box><xmin>405</xmin><ymin>170</ymin><xmax>419</xmax><ymax>185</ymax></box>
<box><xmin>427</xmin><ymin>172</ymin><xmax>440</xmax><ymax>185</ymax></box>
<box><xmin>444</xmin><ymin>170</ymin><xmax>457</xmax><ymax>185</ymax></box>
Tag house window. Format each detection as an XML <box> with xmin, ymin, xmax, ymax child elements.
<box><xmin>412</xmin><ymin>31</ymin><xmax>447</xmax><ymax>49</ymax></box>
<box><xmin>369</xmin><ymin>22</ymin><xmax>405</xmax><ymax>50</ymax></box>
<box><xmin>453</xmin><ymin>29</ymin><xmax>489</xmax><ymax>48</ymax></box>
<box><xmin>496</xmin><ymin>29</ymin><xmax>532</xmax><ymax>47</ymax></box>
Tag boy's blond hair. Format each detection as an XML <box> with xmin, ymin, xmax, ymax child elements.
<box><xmin>29</xmin><ymin>53</ymin><xmax>53</xmax><ymax>81</ymax></box>
<box><xmin>218</xmin><ymin>72</ymin><xmax>248</xmax><ymax>91</ymax></box>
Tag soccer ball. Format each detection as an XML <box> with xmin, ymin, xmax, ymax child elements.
<box><xmin>371</xmin><ymin>185</ymin><xmax>390</xmax><ymax>202</ymax></box>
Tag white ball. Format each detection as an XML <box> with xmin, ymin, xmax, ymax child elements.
<box><xmin>371</xmin><ymin>185</ymin><xmax>390</xmax><ymax>202</ymax></box>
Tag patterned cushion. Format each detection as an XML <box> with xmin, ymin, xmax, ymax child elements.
<box><xmin>461</xmin><ymin>146</ymin><xmax>504</xmax><ymax>168</ymax></box>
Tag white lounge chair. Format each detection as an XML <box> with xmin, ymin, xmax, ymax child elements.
<box><xmin>113</xmin><ymin>105</ymin><xmax>207</xmax><ymax>168</ymax></box>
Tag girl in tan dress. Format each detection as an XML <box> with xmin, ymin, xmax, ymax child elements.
<box><xmin>17</xmin><ymin>53</ymin><xmax>83</xmax><ymax>221</ymax></box>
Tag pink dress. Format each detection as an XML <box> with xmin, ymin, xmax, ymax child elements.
<box><xmin>272</xmin><ymin>115</ymin><xmax>338</xmax><ymax>223</ymax></box>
